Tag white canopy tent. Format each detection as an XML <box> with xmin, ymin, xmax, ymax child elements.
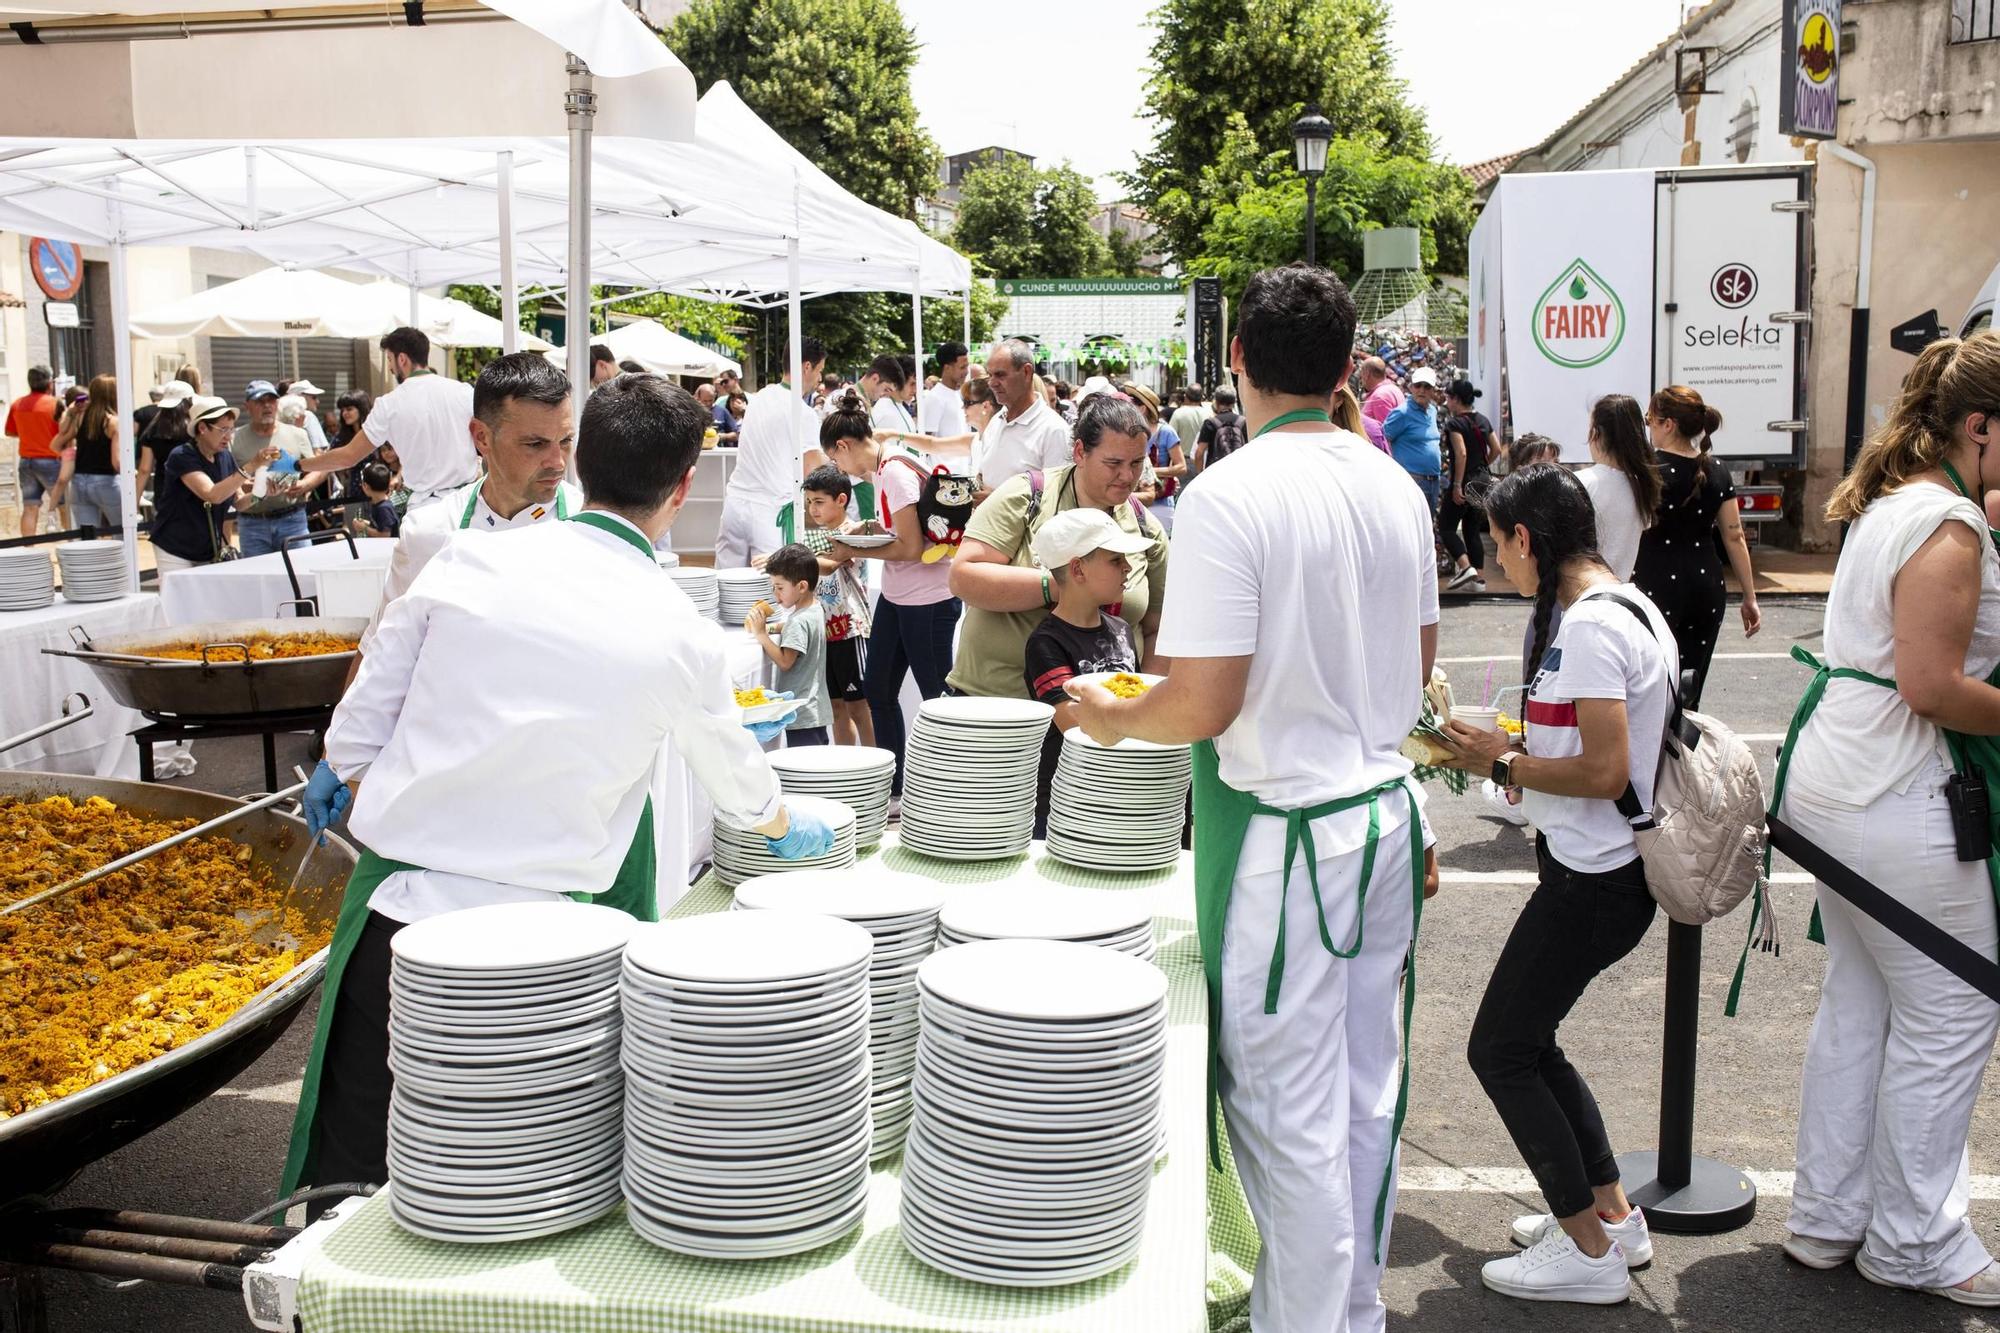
<box><xmin>548</xmin><ymin>319</ymin><xmax>740</xmax><ymax>379</ymax></box>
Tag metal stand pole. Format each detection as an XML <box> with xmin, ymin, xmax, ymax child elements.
<box><xmin>497</xmin><ymin>149</ymin><xmax>519</xmax><ymax>356</ymax></box>
<box><xmin>1304</xmin><ymin>176</ymin><xmax>1318</xmax><ymax>268</ymax></box>
<box><xmin>108</xmin><ymin>220</ymin><xmax>139</xmax><ymax>594</ymax></box>
<box><xmin>565</xmin><ymin>52</ymin><xmax>596</xmax><ymax>443</ymax></box>
<box><xmin>1614</xmin><ymin>919</ymin><xmax>1757</xmax><ymax>1233</ymax></box>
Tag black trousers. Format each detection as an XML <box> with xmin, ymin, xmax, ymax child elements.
<box><xmin>308</xmin><ymin>909</ymin><xmax>401</xmax><ymax>1213</ymax></box>
<box><xmin>1438</xmin><ymin>483</ymin><xmax>1485</xmax><ymax>569</ymax></box>
<box><xmin>1467</xmin><ymin>838</ymin><xmax>1656</xmax><ymax>1217</ymax></box>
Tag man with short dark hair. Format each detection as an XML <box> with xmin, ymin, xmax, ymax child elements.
<box><xmin>1068</xmin><ymin>262</ymin><xmax>1438</xmax><ymax>1333</ymax></box>
<box><xmin>590</xmin><ymin>343</ymin><xmax>619</xmax><ymax>386</ymax></box>
<box><xmin>308</xmin><ymin>327</ymin><xmax>478</xmax><ymax>508</ymax></box>
<box><xmin>7</xmin><ymin>365</ymin><xmax>64</xmax><ymax>536</ymax></box>
<box><xmin>288</xmin><ymin>371</ymin><xmax>834</xmax><ymax>1202</ymax></box>
<box><xmin>716</xmin><ymin>335</ymin><xmax>826</xmax><ymax>567</ymax></box>
<box><xmin>922</xmin><ymin>340</ymin><xmax>972</xmax><ymax>457</ymax></box>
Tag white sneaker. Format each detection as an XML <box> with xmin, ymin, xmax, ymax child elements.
<box><xmin>1782</xmin><ymin>1232</ymin><xmax>1859</xmax><ymax>1270</ymax></box>
<box><xmin>1856</xmin><ymin>1252</ymin><xmax>2000</xmax><ymax>1307</ymax></box>
<box><xmin>1482</xmin><ymin>778</ymin><xmax>1530</xmax><ymax>826</ymax></box>
<box><xmin>1446</xmin><ymin>565</ymin><xmax>1480</xmax><ymax>591</ymax></box>
<box><xmin>1513</xmin><ymin>1208</ymin><xmax>1652</xmax><ymax>1267</ymax></box>
<box><xmin>1481</xmin><ymin>1229</ymin><xmax>1630</xmax><ymax>1304</ymax></box>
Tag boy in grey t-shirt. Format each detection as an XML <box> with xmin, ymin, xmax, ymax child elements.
<box><xmin>747</xmin><ymin>544</ymin><xmax>832</xmax><ymax>745</ymax></box>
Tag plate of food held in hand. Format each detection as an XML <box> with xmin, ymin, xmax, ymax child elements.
<box><xmin>832</xmin><ymin>523</ymin><xmax>897</xmax><ymax>550</ymax></box>
<box><xmin>734</xmin><ymin>687</ymin><xmax>801</xmax><ymax>726</ymax></box>
<box><xmin>1070</xmin><ymin>672</ymin><xmax>1165</xmax><ymax>699</ymax></box>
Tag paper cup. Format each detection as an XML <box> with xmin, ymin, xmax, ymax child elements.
<box><xmin>1450</xmin><ymin>706</ymin><xmax>1502</xmax><ymax>733</ymax></box>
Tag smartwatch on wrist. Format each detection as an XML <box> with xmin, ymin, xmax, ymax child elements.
<box><xmin>1491</xmin><ymin>751</ymin><xmax>1522</xmax><ymax>788</ymax></box>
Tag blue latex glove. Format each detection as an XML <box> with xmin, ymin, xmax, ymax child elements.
<box><xmin>302</xmin><ymin>759</ymin><xmax>351</xmax><ymax>845</ymax></box>
<box><xmin>766</xmin><ymin>807</ymin><xmax>836</xmax><ymax>860</ymax></box>
<box><xmin>267</xmin><ymin>452</ymin><xmax>299</xmax><ymax>475</ymax></box>
<box><xmin>743</xmin><ymin>690</ymin><xmax>800</xmax><ymax>745</ymax></box>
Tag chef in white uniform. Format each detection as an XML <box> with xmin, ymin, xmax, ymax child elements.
<box><xmin>715</xmin><ymin>335</ymin><xmax>826</xmax><ymax>568</ymax></box>
<box><xmin>288</xmin><ymin>372</ymin><xmax>832</xmax><ymax>1197</ymax></box>
<box><xmin>1069</xmin><ymin>265</ymin><xmax>1439</xmax><ymax>1333</ymax></box>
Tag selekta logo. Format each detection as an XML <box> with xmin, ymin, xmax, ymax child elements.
<box><xmin>1532</xmin><ymin>258</ymin><xmax>1626</xmax><ymax>369</ymax></box>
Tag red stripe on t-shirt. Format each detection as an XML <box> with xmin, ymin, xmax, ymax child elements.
<box><xmin>1032</xmin><ymin>665</ymin><xmax>1075</xmax><ymax>700</ymax></box>
<box><xmin>1526</xmin><ymin>698</ymin><xmax>1578</xmax><ymax>728</ymax></box>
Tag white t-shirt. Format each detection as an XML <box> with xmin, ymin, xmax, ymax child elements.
<box><xmin>1579</xmin><ymin>464</ymin><xmax>1646</xmax><ymax>581</ymax></box>
<box><xmin>1520</xmin><ymin>586</ymin><xmax>1678</xmax><ymax>873</ymax></box>
<box><xmin>361</xmin><ymin>372</ymin><xmax>478</xmax><ymax>500</ymax></box>
<box><xmin>1787</xmin><ymin>482</ymin><xmax>2000</xmax><ymax>805</ymax></box>
<box><xmin>730</xmin><ymin>382</ymin><xmax>814</xmax><ymax>501</ymax></box>
<box><xmin>1156</xmin><ymin>428</ymin><xmax>1439</xmax><ymax>852</ymax></box>
<box><xmin>871</xmin><ymin>394</ymin><xmax>915</xmax><ymax>437</ymax></box>
<box><xmin>974</xmin><ymin>397</ymin><xmax>1072</xmax><ymax>489</ymax></box>
<box><xmin>922</xmin><ymin>383</ymin><xmax>969</xmax><ymax>441</ymax></box>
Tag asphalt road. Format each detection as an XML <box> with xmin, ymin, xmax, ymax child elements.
<box><xmin>25</xmin><ymin>596</ymin><xmax>2000</xmax><ymax>1332</ymax></box>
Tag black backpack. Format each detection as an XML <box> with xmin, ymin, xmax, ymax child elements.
<box><xmin>880</xmin><ymin>449</ymin><xmax>977</xmax><ymax>557</ymax></box>
<box><xmin>1207</xmin><ymin>412</ymin><xmax>1248</xmax><ymax>465</ymax></box>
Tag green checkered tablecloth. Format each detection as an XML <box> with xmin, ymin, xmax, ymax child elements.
<box><xmin>295</xmin><ymin>838</ymin><xmax>1260</xmax><ymax>1333</ymax></box>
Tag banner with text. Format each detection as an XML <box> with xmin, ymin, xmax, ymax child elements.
<box><xmin>1497</xmin><ymin>170</ymin><xmax>1656</xmax><ymax>461</ymax></box>
<box><xmin>1780</xmin><ymin>0</ymin><xmax>1840</xmax><ymax>140</ymax></box>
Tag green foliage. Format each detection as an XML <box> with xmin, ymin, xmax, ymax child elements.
<box><xmin>441</xmin><ymin>285</ymin><xmax>743</xmax><ymax>383</ymax></box>
<box><xmin>1126</xmin><ymin>0</ymin><xmax>1467</xmax><ymax>279</ymax></box>
<box><xmin>1186</xmin><ymin>138</ymin><xmax>1474</xmax><ymax>311</ymax></box>
<box><xmin>949</xmin><ymin>158</ymin><xmax>1109</xmax><ymax>279</ymax></box>
<box><xmin>1104</xmin><ymin>226</ymin><xmax>1153</xmax><ymax>278</ymax></box>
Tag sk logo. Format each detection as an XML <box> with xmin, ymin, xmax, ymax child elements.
<box><xmin>1711</xmin><ymin>263</ymin><xmax>1757</xmax><ymax>310</ymax></box>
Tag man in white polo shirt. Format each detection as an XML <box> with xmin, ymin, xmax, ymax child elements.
<box><xmin>1068</xmin><ymin>264</ymin><xmax>1439</xmax><ymax>1333</ymax></box>
<box><xmin>310</xmin><ymin>326</ymin><xmax>479</xmax><ymax>510</ymax></box>
<box><xmin>972</xmin><ymin>338</ymin><xmax>1070</xmax><ymax>495</ymax></box>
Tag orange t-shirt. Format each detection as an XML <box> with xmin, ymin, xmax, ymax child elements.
<box><xmin>5</xmin><ymin>391</ymin><xmax>59</xmax><ymax>460</ymax></box>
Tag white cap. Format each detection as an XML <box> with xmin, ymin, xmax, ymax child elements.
<box><xmin>157</xmin><ymin>379</ymin><xmax>195</xmax><ymax>408</ymax></box>
<box><xmin>289</xmin><ymin>379</ymin><xmax>325</xmax><ymax>397</ymax></box>
<box><xmin>1409</xmin><ymin>367</ymin><xmax>1439</xmax><ymax>388</ymax></box>
<box><xmin>1031</xmin><ymin>508</ymin><xmax>1152</xmax><ymax>569</ymax></box>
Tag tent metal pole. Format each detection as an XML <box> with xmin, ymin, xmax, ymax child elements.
<box><xmin>962</xmin><ymin>293</ymin><xmax>972</xmax><ymax>363</ymax></box>
<box><xmin>788</xmin><ymin>231</ymin><xmax>805</xmax><ymax>530</ymax></box>
<box><xmin>498</xmin><ymin>150</ymin><xmax>519</xmax><ymax>355</ymax></box>
<box><xmin>109</xmin><ymin>217</ymin><xmax>139</xmax><ymax>592</ymax></box>
<box><xmin>911</xmin><ymin>258</ymin><xmax>924</xmax><ymax>433</ymax></box>
<box><xmin>565</xmin><ymin>52</ymin><xmax>595</xmax><ymax>440</ymax></box>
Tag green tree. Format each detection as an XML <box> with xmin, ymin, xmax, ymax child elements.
<box><xmin>1104</xmin><ymin>226</ymin><xmax>1153</xmax><ymax>278</ymax></box>
<box><xmin>949</xmin><ymin>159</ymin><xmax>1109</xmax><ymax>279</ymax></box>
<box><xmin>665</xmin><ymin>0</ymin><xmax>945</xmax><ymax>367</ymax></box>
<box><xmin>1125</xmin><ymin>0</ymin><xmax>1442</xmax><ymax>268</ymax></box>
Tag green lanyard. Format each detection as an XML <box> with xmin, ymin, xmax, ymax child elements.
<box><xmin>1253</xmin><ymin>408</ymin><xmax>1333</xmax><ymax>438</ymax></box>
<box><xmin>1938</xmin><ymin>460</ymin><xmax>2000</xmax><ymax>545</ymax></box>
<box><xmin>459</xmin><ymin>478</ymin><xmax>569</xmax><ymax>529</ymax></box>
<box><xmin>570</xmin><ymin>510</ymin><xmax>656</xmax><ymax>560</ymax></box>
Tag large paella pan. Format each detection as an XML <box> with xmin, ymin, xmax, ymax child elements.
<box><xmin>0</xmin><ymin>773</ymin><xmax>354</xmax><ymax>1200</ymax></box>
<box><xmin>41</xmin><ymin>617</ymin><xmax>366</xmax><ymax>719</ymax></box>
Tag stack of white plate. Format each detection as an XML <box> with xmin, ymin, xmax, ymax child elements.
<box><xmin>715</xmin><ymin>567</ymin><xmax>770</xmax><ymax>624</ymax></box>
<box><xmin>55</xmin><ymin>540</ymin><xmax>126</xmax><ymax>602</ymax></box>
<box><xmin>769</xmin><ymin>746</ymin><xmax>896</xmax><ymax>849</ymax></box>
<box><xmin>655</xmin><ymin>549</ymin><xmax>681</xmax><ymax>569</ymax></box>
<box><xmin>666</xmin><ymin>566</ymin><xmax>720</xmax><ymax>620</ymax></box>
<box><xmin>384</xmin><ymin>901</ymin><xmax>635</xmax><ymax>1243</ymax></box>
<box><xmin>1046</xmin><ymin>730</ymin><xmax>1192</xmax><ymax>872</ymax></box>
<box><xmin>899</xmin><ymin>697</ymin><xmax>1054</xmax><ymax>861</ymax></box>
<box><xmin>0</xmin><ymin>549</ymin><xmax>55</xmax><ymax>611</ymax></box>
<box><xmin>938</xmin><ymin>883</ymin><xmax>1156</xmax><ymax>964</ymax></box>
<box><xmin>621</xmin><ymin>911</ymin><xmax>875</xmax><ymax>1258</ymax></box>
<box><xmin>732</xmin><ymin>868</ymin><xmax>947</xmax><ymax>1156</ymax></box>
<box><xmin>710</xmin><ymin>793</ymin><xmax>857</xmax><ymax>888</ymax></box>
<box><xmin>902</xmin><ymin>939</ymin><xmax>1169</xmax><ymax>1286</ymax></box>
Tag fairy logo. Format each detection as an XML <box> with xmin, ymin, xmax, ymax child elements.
<box><xmin>1532</xmin><ymin>258</ymin><xmax>1626</xmax><ymax>369</ymax></box>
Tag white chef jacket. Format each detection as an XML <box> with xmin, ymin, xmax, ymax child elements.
<box><xmin>360</xmin><ymin>372</ymin><xmax>479</xmax><ymax>502</ymax></box>
<box><xmin>358</xmin><ymin>475</ymin><xmax>584</xmax><ymax>653</ymax></box>
<box><xmin>326</xmin><ymin>511</ymin><xmax>782</xmax><ymax>920</ymax></box>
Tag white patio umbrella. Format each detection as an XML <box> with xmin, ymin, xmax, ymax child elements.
<box><xmin>127</xmin><ymin>266</ymin><xmax>392</xmax><ymax>340</ymax></box>
<box><xmin>546</xmin><ymin>318</ymin><xmax>740</xmax><ymax>379</ymax></box>
<box><xmin>355</xmin><ymin>280</ymin><xmax>554</xmax><ymax>351</ymax></box>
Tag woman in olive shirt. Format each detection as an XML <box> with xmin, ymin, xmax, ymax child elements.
<box><xmin>946</xmin><ymin>394</ymin><xmax>1170</xmax><ymax>698</ymax></box>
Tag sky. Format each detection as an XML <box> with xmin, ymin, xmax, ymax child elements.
<box><xmin>904</xmin><ymin>0</ymin><xmax>1696</xmax><ymax>198</ymax></box>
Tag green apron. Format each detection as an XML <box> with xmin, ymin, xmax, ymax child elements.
<box><xmin>280</xmin><ymin>508</ymin><xmax>665</xmax><ymax>1193</ymax></box>
<box><xmin>1730</xmin><ymin>465</ymin><xmax>2000</xmax><ymax>1016</ymax></box>
<box><xmin>1189</xmin><ymin>406</ymin><xmax>1428</xmax><ymax>1265</ymax></box>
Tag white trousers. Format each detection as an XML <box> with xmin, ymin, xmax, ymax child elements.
<box><xmin>1217</xmin><ymin>806</ymin><xmax>1417</xmax><ymax>1333</ymax></box>
<box><xmin>1784</xmin><ymin>757</ymin><xmax>2000</xmax><ymax>1289</ymax></box>
<box><xmin>714</xmin><ymin>489</ymin><xmax>784</xmax><ymax>570</ymax></box>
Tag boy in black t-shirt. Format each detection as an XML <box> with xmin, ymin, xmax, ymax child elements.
<box><xmin>1022</xmin><ymin>509</ymin><xmax>1151</xmax><ymax>835</ymax></box>
<box><xmin>358</xmin><ymin>461</ymin><xmax>401</xmax><ymax>538</ymax></box>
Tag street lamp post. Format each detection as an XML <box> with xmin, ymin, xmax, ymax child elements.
<box><xmin>1291</xmin><ymin>103</ymin><xmax>1333</xmax><ymax>267</ymax></box>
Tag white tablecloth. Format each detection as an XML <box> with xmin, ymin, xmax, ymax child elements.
<box><xmin>159</xmin><ymin>539</ymin><xmax>398</xmax><ymax>625</ymax></box>
<box><xmin>0</xmin><ymin>593</ymin><xmax>166</xmax><ymax>779</ymax></box>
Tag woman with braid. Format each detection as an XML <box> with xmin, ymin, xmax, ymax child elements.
<box><xmin>1441</xmin><ymin>463</ymin><xmax>1679</xmax><ymax>1305</ymax></box>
